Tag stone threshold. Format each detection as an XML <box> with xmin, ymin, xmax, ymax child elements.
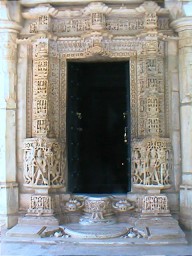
<box><xmin>4</xmin><ymin>216</ymin><xmax>187</xmax><ymax>246</ymax></box>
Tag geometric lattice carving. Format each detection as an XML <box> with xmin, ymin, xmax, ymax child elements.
<box><xmin>137</xmin><ymin>39</ymin><xmax>166</xmax><ymax>137</ymax></box>
<box><xmin>27</xmin><ymin>195</ymin><xmax>54</xmax><ymax>216</ymax></box>
<box><xmin>23</xmin><ymin>137</ymin><xmax>65</xmax><ymax>188</ymax></box>
<box><xmin>142</xmin><ymin>195</ymin><xmax>170</xmax><ymax>215</ymax></box>
<box><xmin>32</xmin><ymin>39</ymin><xmax>50</xmax><ymax>137</ymax></box>
<box><xmin>132</xmin><ymin>137</ymin><xmax>171</xmax><ymax>188</ymax></box>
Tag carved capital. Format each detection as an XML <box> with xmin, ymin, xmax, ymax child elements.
<box><xmin>171</xmin><ymin>17</ymin><xmax>192</xmax><ymax>34</ymax></box>
<box><xmin>0</xmin><ymin>1</ymin><xmax>21</xmax><ymax>32</ymax></box>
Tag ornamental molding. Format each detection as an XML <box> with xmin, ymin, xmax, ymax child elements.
<box><xmin>0</xmin><ymin>1</ymin><xmax>21</xmax><ymax>31</ymax></box>
<box><xmin>21</xmin><ymin>1</ymin><xmax>171</xmax><ymax>38</ymax></box>
<box><xmin>171</xmin><ymin>17</ymin><xmax>192</xmax><ymax>33</ymax></box>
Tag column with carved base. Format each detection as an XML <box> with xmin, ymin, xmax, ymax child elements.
<box><xmin>171</xmin><ymin>17</ymin><xmax>192</xmax><ymax>230</ymax></box>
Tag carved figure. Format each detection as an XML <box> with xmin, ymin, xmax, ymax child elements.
<box><xmin>34</xmin><ymin>148</ymin><xmax>48</xmax><ymax>185</ymax></box>
<box><xmin>24</xmin><ymin>138</ymin><xmax>65</xmax><ymax>188</ymax></box>
<box><xmin>132</xmin><ymin>138</ymin><xmax>171</xmax><ymax>187</ymax></box>
<box><xmin>24</xmin><ymin>148</ymin><xmax>34</xmax><ymax>184</ymax></box>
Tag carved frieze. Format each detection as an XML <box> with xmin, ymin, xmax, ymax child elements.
<box><xmin>21</xmin><ymin>2</ymin><xmax>171</xmax><ymax>38</ymax></box>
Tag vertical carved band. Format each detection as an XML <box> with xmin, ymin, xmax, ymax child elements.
<box><xmin>32</xmin><ymin>39</ymin><xmax>49</xmax><ymax>137</ymax></box>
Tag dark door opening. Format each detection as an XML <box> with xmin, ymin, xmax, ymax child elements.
<box><xmin>67</xmin><ymin>61</ymin><xmax>131</xmax><ymax>194</ymax></box>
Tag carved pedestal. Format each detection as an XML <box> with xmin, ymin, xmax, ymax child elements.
<box><xmin>23</xmin><ymin>137</ymin><xmax>64</xmax><ymax>216</ymax></box>
<box><xmin>80</xmin><ymin>196</ymin><xmax>115</xmax><ymax>225</ymax></box>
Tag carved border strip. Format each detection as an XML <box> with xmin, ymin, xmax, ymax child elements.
<box><xmin>26</xmin><ymin>44</ymin><xmax>33</xmax><ymax>138</ymax></box>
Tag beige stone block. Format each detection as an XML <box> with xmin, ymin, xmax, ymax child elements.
<box><xmin>171</xmin><ymin>91</ymin><xmax>180</xmax><ymax>130</ymax></box>
<box><xmin>172</xmin><ymin>130</ymin><xmax>181</xmax><ymax>166</ymax></box>
<box><xmin>180</xmin><ymin>105</ymin><xmax>192</xmax><ymax>172</ymax></box>
<box><xmin>0</xmin><ymin>109</ymin><xmax>16</xmax><ymax>182</ymax></box>
<box><xmin>168</xmin><ymin>40</ymin><xmax>178</xmax><ymax>56</ymax></box>
<box><xmin>182</xmin><ymin>173</ymin><xmax>192</xmax><ymax>186</ymax></box>
<box><xmin>166</xmin><ymin>192</ymin><xmax>179</xmax><ymax>213</ymax></box>
<box><xmin>19</xmin><ymin>193</ymin><xmax>31</xmax><ymax>211</ymax></box>
<box><xmin>180</xmin><ymin>186</ymin><xmax>192</xmax><ymax>230</ymax></box>
<box><xmin>180</xmin><ymin>185</ymin><xmax>192</xmax><ymax>209</ymax></box>
<box><xmin>171</xmin><ymin>70</ymin><xmax>179</xmax><ymax>92</ymax></box>
<box><xmin>0</xmin><ymin>185</ymin><xmax>18</xmax><ymax>228</ymax></box>
<box><xmin>172</xmin><ymin>165</ymin><xmax>182</xmax><ymax>191</ymax></box>
<box><xmin>6</xmin><ymin>224</ymin><xmax>46</xmax><ymax>237</ymax></box>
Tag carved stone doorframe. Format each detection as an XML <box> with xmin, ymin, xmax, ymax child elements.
<box><xmin>21</xmin><ymin>1</ymin><xmax>173</xmax><ymax>216</ymax></box>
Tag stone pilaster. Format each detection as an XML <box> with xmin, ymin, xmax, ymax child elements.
<box><xmin>0</xmin><ymin>1</ymin><xmax>21</xmax><ymax>228</ymax></box>
<box><xmin>23</xmin><ymin>13</ymin><xmax>65</xmax><ymax>218</ymax></box>
<box><xmin>132</xmin><ymin>2</ymin><xmax>172</xmax><ymax>196</ymax></box>
<box><xmin>171</xmin><ymin>17</ymin><xmax>192</xmax><ymax>229</ymax></box>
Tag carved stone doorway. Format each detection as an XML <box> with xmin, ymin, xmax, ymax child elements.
<box><xmin>67</xmin><ymin>61</ymin><xmax>131</xmax><ymax>194</ymax></box>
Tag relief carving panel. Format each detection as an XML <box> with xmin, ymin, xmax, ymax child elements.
<box><xmin>132</xmin><ymin>137</ymin><xmax>172</xmax><ymax>188</ymax></box>
<box><xmin>23</xmin><ymin>137</ymin><xmax>65</xmax><ymax>188</ymax></box>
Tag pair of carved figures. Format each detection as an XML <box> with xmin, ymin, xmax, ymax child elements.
<box><xmin>24</xmin><ymin>139</ymin><xmax>64</xmax><ymax>187</ymax></box>
<box><xmin>133</xmin><ymin>143</ymin><xmax>170</xmax><ymax>186</ymax></box>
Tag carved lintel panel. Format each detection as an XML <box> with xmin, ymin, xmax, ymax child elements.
<box><xmin>132</xmin><ymin>137</ymin><xmax>172</xmax><ymax>188</ymax></box>
<box><xmin>23</xmin><ymin>137</ymin><xmax>65</xmax><ymax>188</ymax></box>
<box><xmin>27</xmin><ymin>194</ymin><xmax>54</xmax><ymax>216</ymax></box>
<box><xmin>22</xmin><ymin>1</ymin><xmax>171</xmax><ymax>38</ymax></box>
